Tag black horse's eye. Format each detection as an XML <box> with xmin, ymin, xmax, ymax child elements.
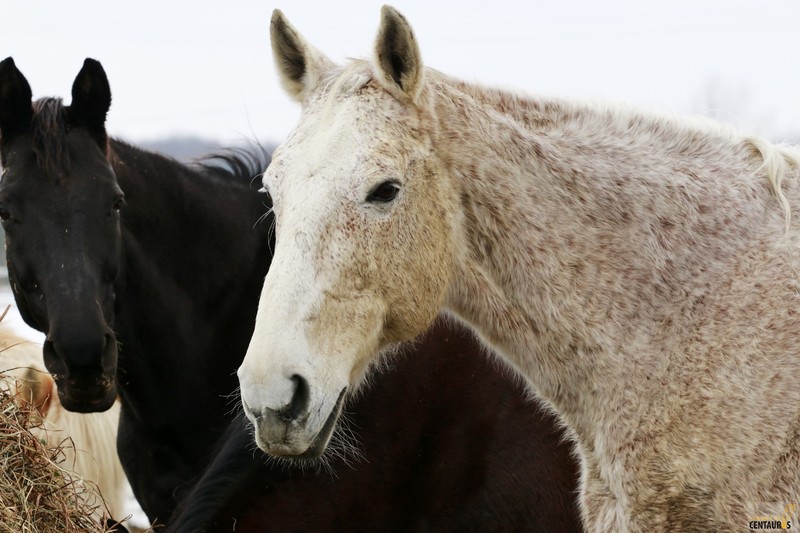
<box><xmin>0</xmin><ymin>207</ymin><xmax>11</xmax><ymax>222</ymax></box>
<box><xmin>111</xmin><ymin>196</ymin><xmax>126</xmax><ymax>212</ymax></box>
<box><xmin>366</xmin><ymin>181</ymin><xmax>400</xmax><ymax>204</ymax></box>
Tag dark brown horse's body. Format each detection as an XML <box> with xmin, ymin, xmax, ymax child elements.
<box><xmin>170</xmin><ymin>320</ymin><xmax>580</xmax><ymax>532</ymax></box>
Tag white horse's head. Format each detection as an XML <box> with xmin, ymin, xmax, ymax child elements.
<box><xmin>238</xmin><ymin>6</ymin><xmax>456</xmax><ymax>457</ymax></box>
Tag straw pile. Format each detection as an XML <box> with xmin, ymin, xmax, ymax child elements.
<box><xmin>0</xmin><ymin>366</ymin><xmax>113</xmax><ymax>532</ymax></box>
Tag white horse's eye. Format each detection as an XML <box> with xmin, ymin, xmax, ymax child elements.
<box><xmin>366</xmin><ymin>181</ymin><xmax>400</xmax><ymax>203</ymax></box>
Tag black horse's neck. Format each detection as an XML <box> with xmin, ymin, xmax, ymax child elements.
<box><xmin>107</xmin><ymin>139</ymin><xmax>273</xmax><ymax>522</ymax></box>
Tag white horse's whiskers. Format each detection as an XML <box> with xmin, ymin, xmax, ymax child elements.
<box><xmin>251</xmin><ymin>407</ymin><xmax>364</xmax><ymax>478</ymax></box>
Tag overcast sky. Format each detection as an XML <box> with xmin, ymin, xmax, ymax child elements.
<box><xmin>3</xmin><ymin>1</ymin><xmax>799</xmax><ymax>146</ymax></box>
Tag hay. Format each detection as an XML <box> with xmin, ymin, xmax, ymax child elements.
<box><xmin>0</xmin><ymin>369</ymin><xmax>116</xmax><ymax>532</ymax></box>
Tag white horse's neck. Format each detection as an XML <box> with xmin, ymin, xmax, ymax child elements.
<box><xmin>429</xmin><ymin>72</ymin><xmax>795</xmax><ymax>438</ymax></box>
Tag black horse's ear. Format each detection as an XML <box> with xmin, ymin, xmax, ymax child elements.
<box><xmin>69</xmin><ymin>58</ymin><xmax>111</xmax><ymax>151</ymax></box>
<box><xmin>0</xmin><ymin>57</ymin><xmax>34</xmax><ymax>146</ymax></box>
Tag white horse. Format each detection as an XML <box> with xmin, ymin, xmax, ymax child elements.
<box><xmin>238</xmin><ymin>6</ymin><xmax>800</xmax><ymax>531</ymax></box>
<box><xmin>0</xmin><ymin>327</ymin><xmax>129</xmax><ymax>522</ymax></box>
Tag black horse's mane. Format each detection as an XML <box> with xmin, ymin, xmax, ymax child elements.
<box><xmin>195</xmin><ymin>143</ymin><xmax>273</xmax><ymax>188</ymax></box>
<box><xmin>31</xmin><ymin>97</ymin><xmax>71</xmax><ymax>177</ymax></box>
<box><xmin>30</xmin><ymin>96</ymin><xmax>272</xmax><ymax>191</ymax></box>
<box><xmin>108</xmin><ymin>139</ymin><xmax>273</xmax><ymax>194</ymax></box>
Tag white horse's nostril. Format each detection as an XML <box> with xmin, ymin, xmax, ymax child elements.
<box><xmin>275</xmin><ymin>374</ymin><xmax>310</xmax><ymax>423</ymax></box>
<box><xmin>239</xmin><ymin>371</ymin><xmax>312</xmax><ymax>428</ymax></box>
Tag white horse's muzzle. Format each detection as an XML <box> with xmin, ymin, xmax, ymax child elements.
<box><xmin>240</xmin><ymin>376</ymin><xmax>346</xmax><ymax>458</ymax></box>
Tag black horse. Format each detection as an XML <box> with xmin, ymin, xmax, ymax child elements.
<box><xmin>0</xmin><ymin>57</ymin><xmax>273</xmax><ymax>521</ymax></box>
<box><xmin>0</xmin><ymin>57</ymin><xmax>580</xmax><ymax>531</ymax></box>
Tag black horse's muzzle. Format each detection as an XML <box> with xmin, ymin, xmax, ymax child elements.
<box><xmin>43</xmin><ymin>333</ymin><xmax>118</xmax><ymax>413</ymax></box>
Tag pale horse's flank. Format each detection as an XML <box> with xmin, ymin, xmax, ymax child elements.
<box><xmin>0</xmin><ymin>327</ymin><xmax>129</xmax><ymax>521</ymax></box>
<box><xmin>237</xmin><ymin>5</ymin><xmax>800</xmax><ymax>531</ymax></box>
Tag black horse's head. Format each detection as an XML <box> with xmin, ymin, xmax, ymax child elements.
<box><xmin>0</xmin><ymin>58</ymin><xmax>122</xmax><ymax>412</ymax></box>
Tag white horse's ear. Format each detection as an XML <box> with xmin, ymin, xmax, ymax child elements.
<box><xmin>270</xmin><ymin>9</ymin><xmax>334</xmax><ymax>103</ymax></box>
<box><xmin>373</xmin><ymin>5</ymin><xmax>423</xmax><ymax>103</ymax></box>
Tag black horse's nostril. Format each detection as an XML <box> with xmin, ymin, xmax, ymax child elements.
<box><xmin>52</xmin><ymin>331</ymin><xmax>109</xmax><ymax>372</ymax></box>
<box><xmin>276</xmin><ymin>374</ymin><xmax>310</xmax><ymax>423</ymax></box>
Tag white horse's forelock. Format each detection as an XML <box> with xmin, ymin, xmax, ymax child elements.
<box><xmin>318</xmin><ymin>60</ymin><xmax>373</xmax><ymax>120</ymax></box>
